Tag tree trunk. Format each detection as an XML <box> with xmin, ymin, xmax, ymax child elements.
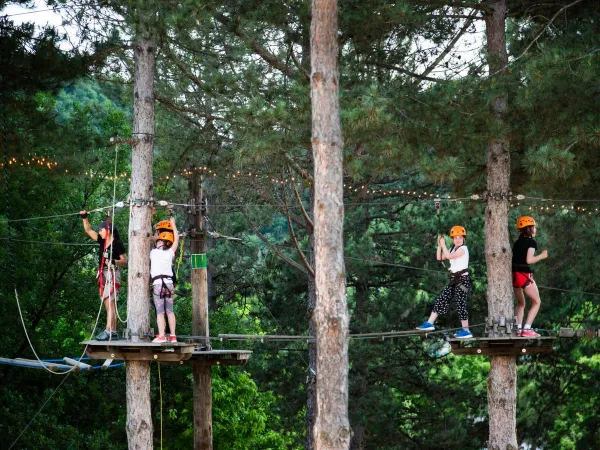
<box><xmin>484</xmin><ymin>1</ymin><xmax>517</xmax><ymax>448</ymax></box>
<box><xmin>306</xmin><ymin>209</ymin><xmax>317</xmax><ymax>450</ymax></box>
<box><xmin>126</xmin><ymin>10</ymin><xmax>155</xmax><ymax>450</ymax></box>
<box><xmin>189</xmin><ymin>175</ymin><xmax>213</xmax><ymax>450</ymax></box>
<box><xmin>311</xmin><ymin>0</ymin><xmax>350</xmax><ymax>449</ymax></box>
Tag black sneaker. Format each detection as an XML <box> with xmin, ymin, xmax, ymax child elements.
<box><xmin>110</xmin><ymin>331</ymin><xmax>120</xmax><ymax>340</ymax></box>
<box><xmin>95</xmin><ymin>330</ymin><xmax>111</xmax><ymax>341</ymax></box>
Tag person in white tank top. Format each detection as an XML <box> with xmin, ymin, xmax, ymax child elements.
<box><xmin>416</xmin><ymin>225</ymin><xmax>473</xmax><ymax>339</ymax></box>
<box><xmin>150</xmin><ymin>216</ymin><xmax>179</xmax><ymax>343</ymax></box>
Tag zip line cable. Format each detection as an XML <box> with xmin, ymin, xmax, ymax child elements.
<box><xmin>179</xmin><ymin>323</ymin><xmax>489</xmax><ymax>344</ymax></box>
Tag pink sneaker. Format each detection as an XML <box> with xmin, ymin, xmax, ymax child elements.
<box><xmin>520</xmin><ymin>329</ymin><xmax>540</xmax><ymax>338</ymax></box>
<box><xmin>168</xmin><ymin>334</ymin><xmax>177</xmax><ymax>343</ymax></box>
<box><xmin>152</xmin><ymin>335</ymin><xmax>167</xmax><ymax>343</ymax></box>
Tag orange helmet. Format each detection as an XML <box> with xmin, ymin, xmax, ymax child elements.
<box><xmin>516</xmin><ymin>216</ymin><xmax>536</xmax><ymax>229</ymax></box>
<box><xmin>449</xmin><ymin>226</ymin><xmax>466</xmax><ymax>237</ymax></box>
<box><xmin>157</xmin><ymin>231</ymin><xmax>174</xmax><ymax>247</ymax></box>
<box><xmin>154</xmin><ymin>220</ymin><xmax>174</xmax><ymax>233</ymax></box>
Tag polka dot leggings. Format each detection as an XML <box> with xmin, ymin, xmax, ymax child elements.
<box><xmin>432</xmin><ymin>275</ymin><xmax>472</xmax><ymax>321</ymax></box>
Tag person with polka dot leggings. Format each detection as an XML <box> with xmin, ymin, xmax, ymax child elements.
<box><xmin>416</xmin><ymin>226</ymin><xmax>473</xmax><ymax>339</ymax></box>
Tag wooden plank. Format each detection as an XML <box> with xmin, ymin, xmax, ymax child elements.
<box><xmin>8</xmin><ymin>358</ymin><xmax>72</xmax><ymax>371</ymax></box>
<box><xmin>448</xmin><ymin>336</ymin><xmax>555</xmax><ymax>343</ymax></box>
<box><xmin>168</xmin><ymin>350</ymin><xmax>252</xmax><ymax>367</ymax></box>
<box><xmin>101</xmin><ymin>359</ymin><xmax>113</xmax><ymax>370</ymax></box>
<box><xmin>84</xmin><ymin>347</ymin><xmax>194</xmax><ymax>362</ymax></box>
<box><xmin>450</xmin><ymin>345</ymin><xmax>554</xmax><ymax>356</ymax></box>
<box><xmin>63</xmin><ymin>357</ymin><xmax>93</xmax><ymax>371</ymax></box>
<box><xmin>81</xmin><ymin>340</ymin><xmax>195</xmax><ymax>348</ymax></box>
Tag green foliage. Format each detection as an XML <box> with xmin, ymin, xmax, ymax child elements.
<box><xmin>3</xmin><ymin>1</ymin><xmax>600</xmax><ymax>448</ymax></box>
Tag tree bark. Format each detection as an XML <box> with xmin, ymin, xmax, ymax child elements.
<box><xmin>126</xmin><ymin>8</ymin><xmax>155</xmax><ymax>449</ymax></box>
<box><xmin>306</xmin><ymin>190</ymin><xmax>317</xmax><ymax>450</ymax></box>
<box><xmin>484</xmin><ymin>1</ymin><xmax>517</xmax><ymax>448</ymax></box>
<box><xmin>311</xmin><ymin>0</ymin><xmax>350</xmax><ymax>449</ymax></box>
<box><xmin>189</xmin><ymin>174</ymin><xmax>213</xmax><ymax>450</ymax></box>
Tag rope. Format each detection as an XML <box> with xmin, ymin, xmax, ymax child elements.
<box><xmin>0</xmin><ymin>357</ymin><xmax>125</xmax><ymax>370</ymax></box>
<box><xmin>175</xmin><ymin>234</ymin><xmax>185</xmax><ymax>281</ymax></box>
<box><xmin>107</xmin><ymin>143</ymin><xmax>128</xmax><ymax>326</ymax></box>
<box><xmin>183</xmin><ymin>324</ymin><xmax>489</xmax><ymax>343</ymax></box>
<box><xmin>158</xmin><ymin>362</ymin><xmax>163</xmax><ymax>450</ymax></box>
<box><xmin>7</xmin><ymin>372</ymin><xmax>73</xmax><ymax>450</ymax></box>
<box><xmin>2</xmin><ymin>86</ymin><xmax>104</xmax><ymax>375</ymax></box>
<box><xmin>346</xmin><ymin>257</ymin><xmax>447</xmax><ymax>275</ymax></box>
<box><xmin>0</xmin><ymin>238</ymin><xmax>96</xmax><ymax>246</ymax></box>
<box><xmin>13</xmin><ymin>286</ymin><xmax>106</xmax><ymax>375</ymax></box>
<box><xmin>3</xmin><ymin>205</ymin><xmax>117</xmax><ymax>223</ymax></box>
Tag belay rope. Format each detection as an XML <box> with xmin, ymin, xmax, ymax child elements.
<box><xmin>109</xmin><ymin>143</ymin><xmax>128</xmax><ymax>325</ymax></box>
<box><xmin>434</xmin><ymin>198</ymin><xmax>447</xmax><ymax>270</ymax></box>
<box><xmin>2</xmin><ymin>98</ymin><xmax>104</xmax><ymax>375</ymax></box>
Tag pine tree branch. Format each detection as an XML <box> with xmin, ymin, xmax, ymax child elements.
<box><xmin>242</xmin><ymin>211</ymin><xmax>309</xmax><ymax>275</ymax></box>
<box><xmin>154</xmin><ymin>93</ymin><xmax>222</xmax><ymax>122</ymax></box>
<box><xmin>281</xmin><ymin>181</ymin><xmax>315</xmax><ymax>278</ymax></box>
<box><xmin>256</xmin><ymin>190</ymin><xmax>308</xmax><ymax>230</ymax></box>
<box><xmin>288</xmin><ymin>43</ymin><xmax>311</xmax><ymax>82</ymax></box>
<box><xmin>212</xmin><ymin>12</ymin><xmax>302</xmax><ymax>81</ymax></box>
<box><xmin>282</xmin><ymin>151</ymin><xmax>313</xmax><ymax>182</ymax></box>
<box><xmin>488</xmin><ymin>0</ymin><xmax>586</xmax><ymax>78</ymax></box>
<box><xmin>163</xmin><ymin>45</ymin><xmax>211</xmax><ymax>94</ymax></box>
<box><xmin>420</xmin><ymin>9</ymin><xmax>478</xmax><ymax>79</ymax></box>
<box><xmin>371</xmin><ymin>61</ymin><xmax>449</xmax><ymax>83</ymax></box>
<box><xmin>292</xmin><ymin>180</ymin><xmax>314</xmax><ymax>231</ymax></box>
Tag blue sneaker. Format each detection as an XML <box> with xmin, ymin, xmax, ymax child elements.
<box><xmin>454</xmin><ymin>329</ymin><xmax>473</xmax><ymax>339</ymax></box>
<box><xmin>416</xmin><ymin>321</ymin><xmax>435</xmax><ymax>331</ymax></box>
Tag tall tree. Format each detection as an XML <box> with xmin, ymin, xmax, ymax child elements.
<box><xmin>483</xmin><ymin>0</ymin><xmax>517</xmax><ymax>447</ymax></box>
<box><xmin>126</xmin><ymin>5</ymin><xmax>156</xmax><ymax>448</ymax></box>
<box><xmin>311</xmin><ymin>0</ymin><xmax>350</xmax><ymax>448</ymax></box>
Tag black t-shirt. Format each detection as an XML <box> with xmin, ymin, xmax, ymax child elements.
<box><xmin>97</xmin><ymin>236</ymin><xmax>126</xmax><ymax>268</ymax></box>
<box><xmin>512</xmin><ymin>236</ymin><xmax>537</xmax><ymax>273</ymax></box>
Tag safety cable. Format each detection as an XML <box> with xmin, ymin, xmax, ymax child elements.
<box><xmin>0</xmin><ymin>238</ymin><xmax>96</xmax><ymax>246</ymax></box>
<box><xmin>4</xmin><ymin>193</ymin><xmax>600</xmax><ymax>224</ymax></box>
<box><xmin>179</xmin><ymin>324</ymin><xmax>488</xmax><ymax>344</ymax></box>
<box><xmin>3</xmin><ymin>204</ymin><xmax>117</xmax><ymax>223</ymax></box>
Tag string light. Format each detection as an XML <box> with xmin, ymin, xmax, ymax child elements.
<box><xmin>5</xmin><ymin>159</ymin><xmax>600</xmax><ymax>216</ymax></box>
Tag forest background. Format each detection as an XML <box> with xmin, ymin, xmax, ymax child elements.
<box><xmin>1</xmin><ymin>0</ymin><xmax>600</xmax><ymax>448</ymax></box>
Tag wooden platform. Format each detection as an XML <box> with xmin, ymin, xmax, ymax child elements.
<box><xmin>174</xmin><ymin>350</ymin><xmax>252</xmax><ymax>367</ymax></box>
<box><xmin>81</xmin><ymin>340</ymin><xmax>195</xmax><ymax>362</ymax></box>
<box><xmin>449</xmin><ymin>336</ymin><xmax>556</xmax><ymax>356</ymax></box>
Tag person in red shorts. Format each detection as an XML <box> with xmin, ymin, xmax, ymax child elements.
<box><xmin>512</xmin><ymin>216</ymin><xmax>548</xmax><ymax>337</ymax></box>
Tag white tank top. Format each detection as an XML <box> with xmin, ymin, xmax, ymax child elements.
<box><xmin>449</xmin><ymin>245</ymin><xmax>469</xmax><ymax>273</ymax></box>
<box><xmin>150</xmin><ymin>248</ymin><xmax>175</xmax><ymax>284</ymax></box>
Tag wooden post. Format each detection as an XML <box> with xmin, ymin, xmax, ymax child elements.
<box><xmin>189</xmin><ymin>174</ymin><xmax>212</xmax><ymax>450</ymax></box>
<box><xmin>126</xmin><ymin>8</ymin><xmax>155</xmax><ymax>449</ymax></box>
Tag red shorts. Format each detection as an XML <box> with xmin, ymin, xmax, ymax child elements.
<box><xmin>513</xmin><ymin>271</ymin><xmax>535</xmax><ymax>289</ymax></box>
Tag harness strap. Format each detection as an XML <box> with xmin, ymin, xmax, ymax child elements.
<box><xmin>152</xmin><ymin>275</ymin><xmax>174</xmax><ymax>302</ymax></box>
<box><xmin>448</xmin><ymin>269</ymin><xmax>471</xmax><ymax>288</ymax></box>
<box><xmin>449</xmin><ymin>268</ymin><xmax>470</xmax><ymax>277</ymax></box>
